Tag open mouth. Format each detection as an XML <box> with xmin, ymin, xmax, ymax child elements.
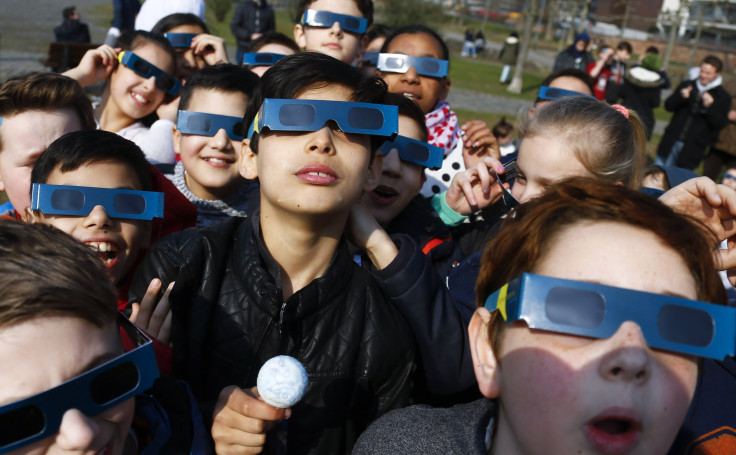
<box><xmin>400</xmin><ymin>92</ymin><xmax>418</xmax><ymax>101</ymax></box>
<box><xmin>86</xmin><ymin>241</ymin><xmax>120</xmax><ymax>267</ymax></box>
<box><xmin>584</xmin><ymin>416</ymin><xmax>642</xmax><ymax>454</ymax></box>
<box><xmin>130</xmin><ymin>90</ymin><xmax>150</xmax><ymax>106</ymax></box>
<box><xmin>203</xmin><ymin>156</ymin><xmax>234</xmax><ymax>166</ymax></box>
<box><xmin>371</xmin><ymin>185</ymin><xmax>399</xmax><ymax>205</ymax></box>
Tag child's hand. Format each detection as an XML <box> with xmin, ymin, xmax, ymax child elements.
<box><xmin>211</xmin><ymin>385</ymin><xmax>289</xmax><ymax>454</ymax></box>
<box><xmin>156</xmin><ymin>95</ymin><xmax>180</xmax><ymax>122</ymax></box>
<box><xmin>445</xmin><ymin>156</ymin><xmax>507</xmax><ymax>215</ymax></box>
<box><xmin>460</xmin><ymin>120</ymin><xmax>500</xmax><ymax>169</ymax></box>
<box><xmin>191</xmin><ymin>34</ymin><xmax>229</xmax><ymax>67</ymax></box>
<box><xmin>129</xmin><ymin>278</ymin><xmax>174</xmax><ymax>346</ymax></box>
<box><xmin>62</xmin><ymin>44</ymin><xmax>119</xmax><ymax>87</ymax></box>
<box><xmin>348</xmin><ymin>204</ymin><xmax>398</xmax><ymax>270</ymax></box>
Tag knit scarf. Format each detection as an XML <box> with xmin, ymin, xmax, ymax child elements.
<box><xmin>425</xmin><ymin>99</ymin><xmax>460</xmax><ymax>156</ymax></box>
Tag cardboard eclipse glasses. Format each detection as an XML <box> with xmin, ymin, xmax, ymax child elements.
<box><xmin>31</xmin><ymin>184</ymin><xmax>164</xmax><ymax>220</ymax></box>
<box><xmin>177</xmin><ymin>110</ymin><xmax>245</xmax><ymax>141</ymax></box>
<box><xmin>299</xmin><ymin>9</ymin><xmax>367</xmax><ymax>34</ymax></box>
<box><xmin>377</xmin><ymin>53</ymin><xmax>449</xmax><ymax>78</ymax></box>
<box><xmin>0</xmin><ymin>316</ymin><xmax>159</xmax><ymax>452</ymax></box>
<box><xmin>378</xmin><ymin>135</ymin><xmax>443</xmax><ymax>170</ymax></box>
<box><xmin>248</xmin><ymin>98</ymin><xmax>398</xmax><ymax>139</ymax></box>
<box><xmin>485</xmin><ymin>273</ymin><xmax>736</xmax><ymax>360</ymax></box>
<box><xmin>117</xmin><ymin>51</ymin><xmax>181</xmax><ymax>95</ymax></box>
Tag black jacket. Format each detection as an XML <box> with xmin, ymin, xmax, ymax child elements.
<box><xmin>129</xmin><ymin>214</ymin><xmax>415</xmax><ymax>454</ymax></box>
<box><xmin>230</xmin><ymin>0</ymin><xmax>276</xmax><ymax>51</ymax></box>
<box><xmin>54</xmin><ymin>18</ymin><xmax>90</xmax><ymax>43</ymax></box>
<box><xmin>657</xmin><ymin>79</ymin><xmax>731</xmax><ymax>169</ymax></box>
<box><xmin>621</xmin><ymin>65</ymin><xmax>667</xmax><ymax>139</ymax></box>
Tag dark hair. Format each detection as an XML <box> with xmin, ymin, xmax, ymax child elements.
<box><xmin>476</xmin><ymin>178</ymin><xmax>727</xmax><ymax>348</ymax></box>
<box><xmin>0</xmin><ymin>72</ymin><xmax>96</xmax><ymax>152</ymax></box>
<box><xmin>381</xmin><ymin>24</ymin><xmax>450</xmax><ymax>62</ymax></box>
<box><xmin>62</xmin><ymin>6</ymin><xmax>76</xmax><ymax>19</ymax></box>
<box><xmin>365</xmin><ymin>23</ymin><xmax>393</xmax><ymax>45</ymax></box>
<box><xmin>178</xmin><ymin>63</ymin><xmax>260</xmax><ymax>112</ymax></box>
<box><xmin>539</xmin><ymin>68</ymin><xmax>594</xmax><ymax>93</ymax></box>
<box><xmin>384</xmin><ymin>92</ymin><xmax>428</xmax><ymax>142</ymax></box>
<box><xmin>616</xmin><ymin>41</ymin><xmax>632</xmax><ymax>54</ymax></box>
<box><xmin>295</xmin><ymin>0</ymin><xmax>374</xmax><ymax>28</ymax></box>
<box><xmin>702</xmin><ymin>55</ymin><xmax>723</xmax><ymax>73</ymax></box>
<box><xmin>645</xmin><ymin>46</ymin><xmax>659</xmax><ymax>55</ymax></box>
<box><xmin>520</xmin><ymin>96</ymin><xmax>646</xmax><ymax>189</ymax></box>
<box><xmin>115</xmin><ymin>30</ymin><xmax>177</xmax><ymax>68</ymax></box>
<box><xmin>31</xmin><ymin>130</ymin><xmax>152</xmax><ymax>192</ymax></box>
<box><xmin>0</xmin><ymin>220</ymin><xmax>117</xmax><ymax>328</ymax></box>
<box><xmin>492</xmin><ymin>117</ymin><xmax>514</xmax><ymax>138</ymax></box>
<box><xmin>151</xmin><ymin>12</ymin><xmax>210</xmax><ymax>35</ymax></box>
<box><xmin>249</xmin><ymin>31</ymin><xmax>300</xmax><ymax>54</ymax></box>
<box><xmin>244</xmin><ymin>52</ymin><xmax>389</xmax><ymax>155</ymax></box>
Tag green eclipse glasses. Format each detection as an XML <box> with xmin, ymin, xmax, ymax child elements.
<box><xmin>299</xmin><ymin>9</ymin><xmax>367</xmax><ymax>34</ymax></box>
<box><xmin>536</xmin><ymin>85</ymin><xmax>595</xmax><ymax>101</ymax></box>
<box><xmin>378</xmin><ymin>135</ymin><xmax>443</xmax><ymax>170</ymax></box>
<box><xmin>485</xmin><ymin>273</ymin><xmax>736</xmax><ymax>360</ymax></box>
<box><xmin>377</xmin><ymin>53</ymin><xmax>449</xmax><ymax>78</ymax></box>
<box><xmin>248</xmin><ymin>98</ymin><xmax>398</xmax><ymax>139</ymax></box>
<box><xmin>117</xmin><ymin>51</ymin><xmax>181</xmax><ymax>95</ymax></box>
<box><xmin>177</xmin><ymin>110</ymin><xmax>245</xmax><ymax>141</ymax></box>
<box><xmin>0</xmin><ymin>316</ymin><xmax>159</xmax><ymax>452</ymax></box>
<box><xmin>32</xmin><ymin>184</ymin><xmax>164</xmax><ymax>220</ymax></box>
<box><xmin>164</xmin><ymin>32</ymin><xmax>197</xmax><ymax>48</ymax></box>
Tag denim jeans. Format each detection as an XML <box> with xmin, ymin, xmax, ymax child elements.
<box><xmin>655</xmin><ymin>140</ymin><xmax>684</xmax><ymax>167</ymax></box>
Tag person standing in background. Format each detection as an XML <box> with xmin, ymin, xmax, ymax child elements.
<box><xmin>498</xmin><ymin>31</ymin><xmax>518</xmax><ymax>84</ymax></box>
<box><xmin>230</xmin><ymin>0</ymin><xmax>276</xmax><ymax>65</ymax></box>
<box><xmin>105</xmin><ymin>0</ymin><xmax>141</xmax><ymax>45</ymax></box>
<box><xmin>134</xmin><ymin>0</ymin><xmax>205</xmax><ymax>32</ymax></box>
<box><xmin>54</xmin><ymin>6</ymin><xmax>91</xmax><ymax>43</ymax></box>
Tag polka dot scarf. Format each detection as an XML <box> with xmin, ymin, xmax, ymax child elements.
<box><xmin>425</xmin><ymin>99</ymin><xmax>460</xmax><ymax>156</ymax></box>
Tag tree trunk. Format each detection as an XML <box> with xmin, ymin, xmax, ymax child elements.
<box><xmin>544</xmin><ymin>0</ymin><xmax>556</xmax><ymax>41</ymax></box>
<box><xmin>687</xmin><ymin>7</ymin><xmax>704</xmax><ymax>70</ymax></box>
<box><xmin>508</xmin><ymin>0</ymin><xmax>537</xmax><ymax>94</ymax></box>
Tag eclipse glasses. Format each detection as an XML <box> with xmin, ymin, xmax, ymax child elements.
<box><xmin>118</xmin><ymin>51</ymin><xmax>181</xmax><ymax>95</ymax></box>
<box><xmin>31</xmin><ymin>184</ymin><xmax>164</xmax><ymax>220</ymax></box>
<box><xmin>299</xmin><ymin>9</ymin><xmax>367</xmax><ymax>34</ymax></box>
<box><xmin>485</xmin><ymin>273</ymin><xmax>736</xmax><ymax>360</ymax></box>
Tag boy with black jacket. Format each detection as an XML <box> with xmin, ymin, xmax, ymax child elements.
<box><xmin>129</xmin><ymin>53</ymin><xmax>415</xmax><ymax>454</ymax></box>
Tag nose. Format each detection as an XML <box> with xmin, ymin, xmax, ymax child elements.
<box><xmin>305</xmin><ymin>126</ymin><xmax>335</xmax><ymax>154</ymax></box>
<box><xmin>209</xmin><ymin>128</ymin><xmax>231</xmax><ymax>150</ymax></box>
<box><xmin>329</xmin><ymin>21</ymin><xmax>343</xmax><ymax>37</ymax></box>
<box><xmin>381</xmin><ymin>149</ymin><xmax>402</xmax><ymax>177</ymax></box>
<box><xmin>55</xmin><ymin>409</ymin><xmax>102</xmax><ymax>450</ymax></box>
<box><xmin>401</xmin><ymin>66</ymin><xmax>420</xmax><ymax>84</ymax></box>
<box><xmin>83</xmin><ymin>205</ymin><xmax>114</xmax><ymax>229</ymax></box>
<box><xmin>598</xmin><ymin>321</ymin><xmax>651</xmax><ymax>384</ymax></box>
<box><xmin>142</xmin><ymin>74</ymin><xmax>157</xmax><ymax>91</ymax></box>
<box><xmin>179</xmin><ymin>49</ymin><xmax>197</xmax><ymax>70</ymax></box>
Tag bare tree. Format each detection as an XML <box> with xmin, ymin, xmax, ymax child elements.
<box><xmin>508</xmin><ymin>0</ymin><xmax>538</xmax><ymax>94</ymax></box>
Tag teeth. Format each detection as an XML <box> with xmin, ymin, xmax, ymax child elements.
<box><xmin>402</xmin><ymin>93</ymin><xmax>416</xmax><ymax>100</ymax></box>
<box><xmin>87</xmin><ymin>241</ymin><xmax>115</xmax><ymax>252</ymax></box>
<box><xmin>132</xmin><ymin>92</ymin><xmax>148</xmax><ymax>104</ymax></box>
<box><xmin>307</xmin><ymin>172</ymin><xmax>331</xmax><ymax>178</ymax></box>
<box><xmin>205</xmin><ymin>157</ymin><xmax>228</xmax><ymax>164</ymax></box>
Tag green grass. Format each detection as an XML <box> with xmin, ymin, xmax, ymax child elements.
<box><xmin>449</xmin><ymin>57</ymin><xmax>545</xmax><ymax>100</ymax></box>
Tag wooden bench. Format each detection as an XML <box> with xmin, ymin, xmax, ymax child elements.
<box><xmin>42</xmin><ymin>42</ymin><xmax>99</xmax><ymax>72</ymax></box>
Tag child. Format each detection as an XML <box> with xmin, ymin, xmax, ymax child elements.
<box><xmin>242</xmin><ymin>31</ymin><xmax>300</xmax><ymax>77</ymax></box>
<box><xmin>63</xmin><ymin>30</ymin><xmax>180</xmax><ymax>164</ymax></box>
<box><xmin>293</xmin><ymin>0</ymin><xmax>373</xmax><ymax>64</ymax></box>
<box><xmin>356</xmin><ymin>23</ymin><xmax>392</xmax><ymax>76</ymax></box>
<box><xmin>168</xmin><ymin>63</ymin><xmax>260</xmax><ymax>227</ymax></box>
<box><xmin>0</xmin><ymin>220</ymin><xmax>154</xmax><ymax>454</ymax></box>
<box><xmin>375</xmin><ymin>24</ymin><xmax>498</xmax><ymax>196</ymax></box>
<box><xmin>354</xmin><ymin>178</ymin><xmax>728</xmax><ymax>454</ymax></box>
<box><xmin>129</xmin><ymin>52</ymin><xmax>415</xmax><ymax>454</ymax></box>
<box><xmin>0</xmin><ymin>72</ymin><xmax>95</xmax><ymax>218</ymax></box>
<box><xmin>492</xmin><ymin>117</ymin><xmax>517</xmax><ymax>157</ymax></box>
<box><xmin>152</xmin><ymin>13</ymin><xmax>230</xmax><ymax>82</ymax></box>
<box><xmin>28</xmin><ymin>130</ymin><xmax>158</xmax><ymax>303</ymax></box>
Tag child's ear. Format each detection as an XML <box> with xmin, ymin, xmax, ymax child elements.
<box><xmin>364</xmin><ymin>151</ymin><xmax>383</xmax><ymax>192</ymax></box>
<box><xmin>239</xmin><ymin>138</ymin><xmax>258</xmax><ymax>180</ymax></box>
<box><xmin>468</xmin><ymin>307</ymin><xmax>501</xmax><ymax>399</ymax></box>
<box><xmin>438</xmin><ymin>77</ymin><xmax>452</xmax><ymax>101</ymax></box>
<box><xmin>293</xmin><ymin>24</ymin><xmax>307</xmax><ymax>50</ymax></box>
<box><xmin>172</xmin><ymin>126</ymin><xmax>181</xmax><ymax>156</ymax></box>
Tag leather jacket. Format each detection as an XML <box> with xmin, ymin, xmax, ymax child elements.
<box><xmin>129</xmin><ymin>214</ymin><xmax>415</xmax><ymax>454</ymax></box>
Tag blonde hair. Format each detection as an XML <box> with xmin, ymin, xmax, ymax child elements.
<box><xmin>519</xmin><ymin>96</ymin><xmax>647</xmax><ymax>189</ymax></box>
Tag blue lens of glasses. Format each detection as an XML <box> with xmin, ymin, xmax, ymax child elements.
<box><xmin>545</xmin><ymin>287</ymin><xmax>605</xmax><ymax>329</ymax></box>
<box><xmin>657</xmin><ymin>304</ymin><xmax>714</xmax><ymax>347</ymax></box>
<box><xmin>113</xmin><ymin>193</ymin><xmax>146</xmax><ymax>215</ymax></box>
<box><xmin>165</xmin><ymin>32</ymin><xmax>196</xmax><ymax>48</ymax></box>
<box><xmin>51</xmin><ymin>189</ymin><xmax>84</xmax><ymax>210</ymax></box>
<box><xmin>279</xmin><ymin>104</ymin><xmax>316</xmax><ymax>126</ymax></box>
